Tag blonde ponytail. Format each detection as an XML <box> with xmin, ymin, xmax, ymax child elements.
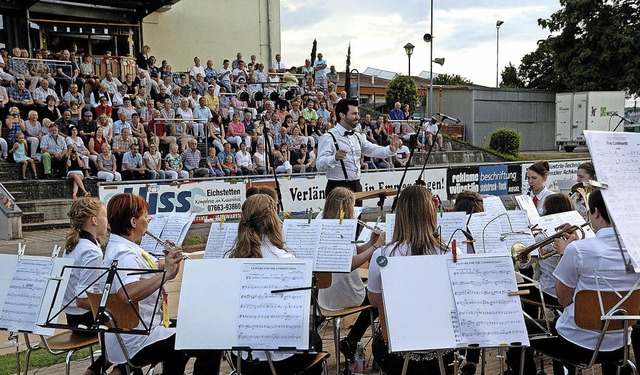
<box><xmin>65</xmin><ymin>198</ymin><xmax>105</xmax><ymax>253</ymax></box>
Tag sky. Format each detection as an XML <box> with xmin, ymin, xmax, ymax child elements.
<box><xmin>280</xmin><ymin>0</ymin><xmax>561</xmax><ymax>88</ymax></box>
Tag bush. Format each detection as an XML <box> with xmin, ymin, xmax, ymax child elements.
<box><xmin>385</xmin><ymin>75</ymin><xmax>418</xmax><ymax>114</ymax></box>
<box><xmin>489</xmin><ymin>128</ymin><xmax>521</xmax><ymax>156</ymax></box>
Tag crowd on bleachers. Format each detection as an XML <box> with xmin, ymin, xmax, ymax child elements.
<box><xmin>0</xmin><ymin>45</ymin><xmax>442</xmax><ymax>197</ymax></box>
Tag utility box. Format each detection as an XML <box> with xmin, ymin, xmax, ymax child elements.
<box><xmin>555</xmin><ymin>91</ymin><xmax>625</xmax><ymax>152</ymax></box>
<box><xmin>0</xmin><ymin>184</ymin><xmax>22</xmax><ymax>240</ymax></box>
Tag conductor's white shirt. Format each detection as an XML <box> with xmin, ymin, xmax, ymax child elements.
<box><xmin>316</xmin><ymin>124</ymin><xmax>395</xmax><ymax>181</ymax></box>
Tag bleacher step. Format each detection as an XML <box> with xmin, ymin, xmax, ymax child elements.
<box><xmin>22</xmin><ymin>211</ymin><xmax>45</xmax><ymax>224</ymax></box>
<box><xmin>17</xmin><ymin>199</ymin><xmax>75</xmax><ymax>221</ymax></box>
<box><xmin>22</xmin><ymin>219</ymin><xmax>70</xmax><ymax>232</ymax></box>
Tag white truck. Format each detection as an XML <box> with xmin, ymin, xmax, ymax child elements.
<box><xmin>555</xmin><ymin>91</ymin><xmax>626</xmax><ymax>152</ymax></box>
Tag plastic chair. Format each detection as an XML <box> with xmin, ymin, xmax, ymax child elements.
<box><xmin>316</xmin><ymin>272</ymin><xmax>376</xmax><ymax>375</ymax></box>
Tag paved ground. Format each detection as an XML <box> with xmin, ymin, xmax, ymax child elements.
<box><xmin>0</xmin><ymin>228</ymin><xmax>69</xmax><ymax>257</ymax></box>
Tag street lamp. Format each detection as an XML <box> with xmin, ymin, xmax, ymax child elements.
<box><xmin>404</xmin><ymin>43</ymin><xmax>415</xmax><ymax>76</ymax></box>
<box><xmin>425</xmin><ymin>0</ymin><xmax>435</xmax><ymax>116</ymax></box>
<box><xmin>496</xmin><ymin>20</ymin><xmax>504</xmax><ymax>88</ymax></box>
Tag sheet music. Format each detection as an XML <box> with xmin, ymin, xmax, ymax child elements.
<box><xmin>283</xmin><ymin>219</ymin><xmax>357</xmax><ymax>272</ymax></box>
<box><xmin>315</xmin><ymin>220</ymin><xmax>358</xmax><ymax>273</ymax></box>
<box><xmin>237</xmin><ymin>262</ymin><xmax>307</xmax><ymax>350</ymax></box>
<box><xmin>585</xmin><ymin>131</ymin><xmax>640</xmax><ymax>271</ymax></box>
<box><xmin>468</xmin><ymin>212</ymin><xmax>534</xmax><ymax>254</ymax></box>
<box><xmin>140</xmin><ymin>214</ymin><xmax>170</xmax><ymax>253</ymax></box>
<box><xmin>438</xmin><ymin>212</ymin><xmax>469</xmax><ymax>251</ymax></box>
<box><xmin>204</xmin><ymin>223</ymin><xmax>239</xmax><ymax>259</ymax></box>
<box><xmin>535</xmin><ymin>210</ymin><xmax>595</xmax><ymax>239</ymax></box>
<box><xmin>482</xmin><ymin>196</ymin><xmax>507</xmax><ymax>216</ymax></box>
<box><xmin>0</xmin><ymin>256</ymin><xmax>53</xmax><ymax>332</ymax></box>
<box><xmin>515</xmin><ymin>195</ymin><xmax>540</xmax><ymax>226</ymax></box>
<box><xmin>385</xmin><ymin>214</ymin><xmax>396</xmax><ymax>244</ymax></box>
<box><xmin>160</xmin><ymin>212</ymin><xmax>196</xmax><ymax>245</ymax></box>
<box><xmin>448</xmin><ymin>256</ymin><xmax>529</xmax><ymax>346</ymax></box>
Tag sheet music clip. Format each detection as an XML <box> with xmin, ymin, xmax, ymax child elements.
<box><xmin>307</xmin><ymin>209</ymin><xmax>313</xmax><ymax>224</ymax></box>
<box><xmin>585</xmin><ymin>180</ymin><xmax>608</xmax><ymax>190</ymax></box>
<box><xmin>339</xmin><ymin>210</ymin><xmax>344</xmax><ymax>224</ymax></box>
<box><xmin>508</xmin><ymin>290</ymin><xmax>530</xmax><ymax>296</ymax></box>
<box><xmin>219</xmin><ymin>215</ymin><xmax>226</xmax><ymax>228</ymax></box>
<box><xmin>51</xmin><ymin>245</ymin><xmax>61</xmax><ymax>259</ymax></box>
<box><xmin>44</xmin><ymin>275</ymin><xmax>63</xmax><ymax>281</ymax></box>
<box><xmin>17</xmin><ymin>243</ymin><xmax>25</xmax><ymax>258</ymax></box>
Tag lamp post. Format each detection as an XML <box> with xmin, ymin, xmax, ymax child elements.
<box><xmin>404</xmin><ymin>43</ymin><xmax>415</xmax><ymax>77</ymax></box>
<box><xmin>496</xmin><ymin>20</ymin><xmax>504</xmax><ymax>88</ymax></box>
<box><xmin>424</xmin><ymin>0</ymin><xmax>435</xmax><ymax>117</ymax></box>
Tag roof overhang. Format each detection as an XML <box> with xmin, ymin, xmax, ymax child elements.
<box><xmin>2</xmin><ymin>0</ymin><xmax>180</xmax><ymax>22</ymax></box>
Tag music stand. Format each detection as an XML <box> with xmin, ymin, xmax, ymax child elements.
<box><xmin>41</xmin><ymin>260</ymin><xmax>165</xmax><ymax>335</ymax></box>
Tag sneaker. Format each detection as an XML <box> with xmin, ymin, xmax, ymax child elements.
<box><xmin>339</xmin><ymin>338</ymin><xmax>357</xmax><ymax>361</ymax></box>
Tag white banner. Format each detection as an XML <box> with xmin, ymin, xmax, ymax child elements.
<box><xmin>520</xmin><ymin>159</ymin><xmax>588</xmax><ymax>193</ymax></box>
<box><xmin>98</xmin><ymin>179</ymin><xmax>247</xmax><ymax>222</ymax></box>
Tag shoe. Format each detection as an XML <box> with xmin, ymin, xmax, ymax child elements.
<box><xmin>84</xmin><ymin>191</ymin><xmax>91</xmax><ymax>197</ymax></box>
<box><xmin>439</xmin><ymin>147</ymin><xmax>446</xmax><ymax>151</ymax></box>
<box><xmin>72</xmin><ymin>194</ymin><xmax>77</xmax><ymax>199</ymax></box>
<box><xmin>339</xmin><ymin>338</ymin><xmax>357</xmax><ymax>361</ymax></box>
<box><xmin>21</xmin><ymin>176</ymin><xmax>26</xmax><ymax>180</ymax></box>
<box><xmin>461</xmin><ymin>363</ymin><xmax>477</xmax><ymax>375</ymax></box>
<box><xmin>44</xmin><ymin>173</ymin><xmax>53</xmax><ymax>179</ymax></box>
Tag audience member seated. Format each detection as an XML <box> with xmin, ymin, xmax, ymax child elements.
<box><xmin>65</xmin><ymin>125</ymin><xmax>91</xmax><ymax>177</ymax></box>
<box><xmin>205</xmin><ymin>147</ymin><xmax>224</xmax><ymax>177</ymax></box>
<box><xmin>54</xmin><ymin>109</ymin><xmax>75</xmax><ymax>136</ymax></box>
<box><xmin>40</xmin><ymin>124</ymin><xmax>68</xmax><ymax>178</ymax></box>
<box><xmin>77</xmin><ymin>111</ymin><xmax>98</xmax><ymax>145</ymax></box>
<box><xmin>39</xmin><ymin>95</ymin><xmax>62</xmax><ymax>123</ymax></box>
<box><xmin>111</xmin><ymin>127</ymin><xmax>135</xmax><ymax>167</ymax></box>
<box><xmin>8</xmin><ymin>78</ymin><xmax>34</xmax><ymax>117</ymax></box>
<box><xmin>33</xmin><ymin>79</ymin><xmax>59</xmax><ymax>108</ymax></box>
<box><xmin>165</xmin><ymin>142</ymin><xmax>189</xmax><ymax>180</ymax></box>
<box><xmin>66</xmin><ymin>148</ymin><xmax>90</xmax><ymax>199</ymax></box>
<box><xmin>181</xmin><ymin>138</ymin><xmax>208</xmax><ymax>178</ymax></box>
<box><xmin>96</xmin><ymin>143</ymin><xmax>121</xmax><ymax>182</ymax></box>
<box><xmin>143</xmin><ymin>142</ymin><xmax>165</xmax><ymax>180</ymax></box>
<box><xmin>121</xmin><ymin>143</ymin><xmax>147</xmax><ymax>180</ymax></box>
<box><xmin>235</xmin><ymin>143</ymin><xmax>255</xmax><ymax>175</ymax></box>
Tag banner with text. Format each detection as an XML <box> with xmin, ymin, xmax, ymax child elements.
<box><xmin>99</xmin><ymin>179</ymin><xmax>247</xmax><ymax>223</ymax></box>
<box><xmin>448</xmin><ymin>165</ymin><xmax>522</xmax><ymax>199</ymax></box>
<box><xmin>520</xmin><ymin>160</ymin><xmax>585</xmax><ymax>193</ymax></box>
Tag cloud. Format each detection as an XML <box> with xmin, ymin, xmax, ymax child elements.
<box><xmin>281</xmin><ymin>0</ymin><xmax>560</xmax><ymax>87</ymax></box>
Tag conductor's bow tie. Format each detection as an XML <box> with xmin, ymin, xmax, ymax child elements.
<box><xmin>344</xmin><ymin>130</ymin><xmax>355</xmax><ymax>136</ymax></box>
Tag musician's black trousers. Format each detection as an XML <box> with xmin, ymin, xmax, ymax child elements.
<box><xmin>507</xmin><ymin>319</ymin><xmax>630</xmax><ymax>375</ymax></box>
<box><xmin>345</xmin><ymin>294</ymin><xmax>379</xmax><ymax>345</ymax></box>
<box><xmin>116</xmin><ymin>334</ymin><xmax>221</xmax><ymax>375</ymax></box>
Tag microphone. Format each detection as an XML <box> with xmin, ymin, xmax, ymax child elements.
<box><xmin>435</xmin><ymin>113</ymin><xmax>461</xmax><ymax>124</ymax></box>
<box><xmin>614</xmin><ymin>114</ymin><xmax>635</xmax><ymax>124</ymax></box>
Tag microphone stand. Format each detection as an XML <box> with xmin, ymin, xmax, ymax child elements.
<box><xmin>415</xmin><ymin>115</ymin><xmax>443</xmax><ymax>186</ymax></box>
<box><xmin>262</xmin><ymin>116</ymin><xmax>284</xmax><ymax>212</ymax></box>
<box><xmin>390</xmin><ymin>129</ymin><xmax>421</xmax><ymax>213</ymax></box>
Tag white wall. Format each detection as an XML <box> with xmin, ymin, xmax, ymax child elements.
<box><xmin>142</xmin><ymin>0</ymin><xmax>281</xmax><ymax>72</ymax></box>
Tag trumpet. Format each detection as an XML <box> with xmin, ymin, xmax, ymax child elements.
<box><xmin>145</xmin><ymin>231</ymin><xmax>190</xmax><ymax>260</ymax></box>
<box><xmin>511</xmin><ymin>222</ymin><xmax>591</xmax><ymax>264</ymax></box>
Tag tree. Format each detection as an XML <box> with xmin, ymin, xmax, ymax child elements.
<box><xmin>345</xmin><ymin>43</ymin><xmax>352</xmax><ymax>98</ymax></box>
<box><xmin>518</xmin><ymin>0</ymin><xmax>640</xmax><ymax>94</ymax></box>
<box><xmin>385</xmin><ymin>75</ymin><xmax>418</xmax><ymax>113</ymax></box>
<box><xmin>432</xmin><ymin>73</ymin><xmax>473</xmax><ymax>86</ymax></box>
<box><xmin>310</xmin><ymin>39</ymin><xmax>317</xmax><ymax>66</ymax></box>
<box><xmin>500</xmin><ymin>62</ymin><xmax>524</xmax><ymax>88</ymax></box>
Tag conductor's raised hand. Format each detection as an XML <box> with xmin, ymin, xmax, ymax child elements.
<box><xmin>388</xmin><ymin>135</ymin><xmax>399</xmax><ymax>152</ymax></box>
<box><xmin>335</xmin><ymin>149</ymin><xmax>347</xmax><ymax>161</ymax></box>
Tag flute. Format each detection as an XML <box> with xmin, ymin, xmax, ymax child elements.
<box><xmin>145</xmin><ymin>231</ymin><xmax>191</xmax><ymax>259</ymax></box>
<box><xmin>357</xmin><ymin>219</ymin><xmax>385</xmax><ymax>235</ymax></box>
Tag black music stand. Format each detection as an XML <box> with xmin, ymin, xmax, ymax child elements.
<box><xmin>41</xmin><ymin>260</ymin><xmax>165</xmax><ymax>335</ymax></box>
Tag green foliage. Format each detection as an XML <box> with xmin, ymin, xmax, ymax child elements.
<box><xmin>489</xmin><ymin>128</ymin><xmax>521</xmax><ymax>156</ymax></box>
<box><xmin>500</xmin><ymin>62</ymin><xmax>524</xmax><ymax>88</ymax></box>
<box><xmin>0</xmin><ymin>347</ymin><xmax>92</xmax><ymax>375</ymax></box>
<box><xmin>310</xmin><ymin>39</ymin><xmax>317</xmax><ymax>66</ymax></box>
<box><xmin>432</xmin><ymin>73</ymin><xmax>473</xmax><ymax>86</ymax></box>
<box><xmin>345</xmin><ymin>43</ymin><xmax>352</xmax><ymax>98</ymax></box>
<box><xmin>518</xmin><ymin>0</ymin><xmax>640</xmax><ymax>94</ymax></box>
<box><xmin>385</xmin><ymin>75</ymin><xmax>418</xmax><ymax>113</ymax></box>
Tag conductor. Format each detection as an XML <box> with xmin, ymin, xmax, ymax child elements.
<box><xmin>316</xmin><ymin>99</ymin><xmax>397</xmax><ymax>195</ymax></box>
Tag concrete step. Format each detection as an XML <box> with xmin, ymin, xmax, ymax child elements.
<box><xmin>22</xmin><ymin>218</ymin><xmax>70</xmax><ymax>232</ymax></box>
<box><xmin>7</xmin><ymin>190</ymin><xmax>26</xmax><ymax>202</ymax></box>
<box><xmin>17</xmin><ymin>198</ymin><xmax>75</xmax><ymax>221</ymax></box>
<box><xmin>0</xmin><ymin>159</ymin><xmax>45</xmax><ymax>180</ymax></box>
<box><xmin>22</xmin><ymin>211</ymin><xmax>45</xmax><ymax>223</ymax></box>
<box><xmin>3</xmin><ymin>179</ymin><xmax>99</xmax><ymax>200</ymax></box>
